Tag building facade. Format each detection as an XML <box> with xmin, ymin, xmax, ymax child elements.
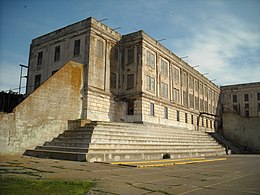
<box><xmin>26</xmin><ymin>17</ymin><xmax>221</xmax><ymax>130</ymax></box>
<box><xmin>220</xmin><ymin>82</ymin><xmax>260</xmax><ymax>117</ymax></box>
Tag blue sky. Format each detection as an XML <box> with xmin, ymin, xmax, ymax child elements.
<box><xmin>0</xmin><ymin>0</ymin><xmax>259</xmax><ymax>93</ymax></box>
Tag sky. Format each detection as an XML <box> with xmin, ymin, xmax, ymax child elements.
<box><xmin>0</xmin><ymin>0</ymin><xmax>259</xmax><ymax>93</ymax></box>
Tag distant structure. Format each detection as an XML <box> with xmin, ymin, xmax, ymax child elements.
<box><xmin>26</xmin><ymin>17</ymin><xmax>220</xmax><ymax>130</ymax></box>
<box><xmin>220</xmin><ymin>82</ymin><xmax>260</xmax><ymax>117</ymax></box>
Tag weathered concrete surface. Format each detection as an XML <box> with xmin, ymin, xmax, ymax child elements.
<box><xmin>0</xmin><ymin>155</ymin><xmax>259</xmax><ymax>194</ymax></box>
<box><xmin>223</xmin><ymin>111</ymin><xmax>260</xmax><ymax>152</ymax></box>
<box><xmin>0</xmin><ymin>61</ymin><xmax>83</xmax><ymax>155</ymax></box>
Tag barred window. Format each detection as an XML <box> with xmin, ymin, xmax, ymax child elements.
<box><xmin>127</xmin><ymin>48</ymin><xmax>134</xmax><ymax>65</ymax></box>
<box><xmin>173</xmin><ymin>67</ymin><xmax>179</xmax><ymax>82</ymax></box>
<box><xmin>74</xmin><ymin>39</ymin><xmax>81</xmax><ymax>56</ymax></box>
<box><xmin>161</xmin><ymin>59</ymin><xmax>168</xmax><ymax>76</ymax></box>
<box><xmin>37</xmin><ymin>51</ymin><xmax>43</xmax><ymax>65</ymax></box>
<box><xmin>147</xmin><ymin>50</ymin><xmax>155</xmax><ymax>68</ymax></box>
<box><xmin>150</xmin><ymin>103</ymin><xmax>155</xmax><ymax>116</ymax></box>
<box><xmin>54</xmin><ymin>46</ymin><xmax>60</xmax><ymax>62</ymax></box>
<box><xmin>147</xmin><ymin>76</ymin><xmax>155</xmax><ymax>92</ymax></box>
<box><xmin>127</xmin><ymin>74</ymin><xmax>134</xmax><ymax>90</ymax></box>
<box><xmin>189</xmin><ymin>77</ymin><xmax>194</xmax><ymax>89</ymax></box>
<box><xmin>95</xmin><ymin>40</ymin><xmax>103</xmax><ymax>58</ymax></box>
<box><xmin>189</xmin><ymin>94</ymin><xmax>194</xmax><ymax>108</ymax></box>
<box><xmin>173</xmin><ymin>88</ymin><xmax>179</xmax><ymax>102</ymax></box>
<box><xmin>161</xmin><ymin>82</ymin><xmax>168</xmax><ymax>97</ymax></box>
<box><xmin>164</xmin><ymin>107</ymin><xmax>168</xmax><ymax>119</ymax></box>
<box><xmin>110</xmin><ymin>72</ymin><xmax>117</xmax><ymax>89</ymax></box>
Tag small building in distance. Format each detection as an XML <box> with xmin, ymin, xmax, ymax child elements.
<box><xmin>220</xmin><ymin>82</ymin><xmax>260</xmax><ymax>117</ymax></box>
<box><xmin>26</xmin><ymin>17</ymin><xmax>221</xmax><ymax>131</ymax></box>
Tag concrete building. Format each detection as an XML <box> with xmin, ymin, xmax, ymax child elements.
<box><xmin>220</xmin><ymin>82</ymin><xmax>260</xmax><ymax>117</ymax></box>
<box><xmin>26</xmin><ymin>17</ymin><xmax>220</xmax><ymax>131</ymax></box>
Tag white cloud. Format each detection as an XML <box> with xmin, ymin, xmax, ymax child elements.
<box><xmin>179</xmin><ymin>13</ymin><xmax>260</xmax><ymax>85</ymax></box>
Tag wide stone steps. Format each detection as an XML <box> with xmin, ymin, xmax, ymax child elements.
<box><xmin>24</xmin><ymin>122</ymin><xmax>226</xmax><ymax>162</ymax></box>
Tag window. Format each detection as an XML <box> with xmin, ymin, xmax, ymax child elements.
<box><xmin>245</xmin><ymin>110</ymin><xmax>249</xmax><ymax>117</ymax></box>
<box><xmin>200</xmin><ymin>98</ymin><xmax>204</xmax><ymax>111</ymax></box>
<box><xmin>164</xmin><ymin>107</ymin><xmax>168</xmax><ymax>119</ymax></box>
<box><xmin>161</xmin><ymin>83</ymin><xmax>168</xmax><ymax>97</ymax></box>
<box><xmin>189</xmin><ymin>77</ymin><xmax>194</xmax><ymax>89</ymax></box>
<box><xmin>110</xmin><ymin>72</ymin><xmax>117</xmax><ymax>89</ymax></box>
<box><xmin>199</xmin><ymin>83</ymin><xmax>203</xmax><ymax>95</ymax></box>
<box><xmin>233</xmin><ymin>105</ymin><xmax>238</xmax><ymax>112</ymax></box>
<box><xmin>127</xmin><ymin>48</ymin><xmax>134</xmax><ymax>65</ymax></box>
<box><xmin>244</xmin><ymin>103</ymin><xmax>249</xmax><ymax>109</ymax></box>
<box><xmin>147</xmin><ymin>76</ymin><xmax>155</xmax><ymax>92</ymax></box>
<box><xmin>54</xmin><ymin>46</ymin><xmax>60</xmax><ymax>62</ymax></box>
<box><xmin>183</xmin><ymin>91</ymin><xmax>188</xmax><ymax>106</ymax></box>
<box><xmin>176</xmin><ymin>110</ymin><xmax>180</xmax><ymax>121</ymax></box>
<box><xmin>150</xmin><ymin>103</ymin><xmax>154</xmax><ymax>116</ymax></box>
<box><xmin>161</xmin><ymin>59</ymin><xmax>168</xmax><ymax>76</ymax></box>
<box><xmin>127</xmin><ymin>101</ymin><xmax>134</xmax><ymax>115</ymax></box>
<box><xmin>34</xmin><ymin>74</ymin><xmax>41</xmax><ymax>89</ymax></box>
<box><xmin>189</xmin><ymin>94</ymin><xmax>194</xmax><ymax>108</ymax></box>
<box><xmin>74</xmin><ymin>39</ymin><xmax>81</xmax><ymax>56</ymax></box>
<box><xmin>95</xmin><ymin>40</ymin><xmax>103</xmax><ymax>58</ymax></box>
<box><xmin>147</xmin><ymin>50</ymin><xmax>155</xmax><ymax>68</ymax></box>
<box><xmin>37</xmin><ymin>51</ymin><xmax>43</xmax><ymax>65</ymax></box>
<box><xmin>244</xmin><ymin>94</ymin><xmax>249</xmax><ymax>102</ymax></box>
<box><xmin>202</xmin><ymin>117</ymin><xmax>204</xmax><ymax>127</ymax></box>
<box><xmin>204</xmin><ymin>100</ymin><xmax>208</xmax><ymax>112</ymax></box>
<box><xmin>52</xmin><ymin>70</ymin><xmax>58</xmax><ymax>75</ymax></box>
<box><xmin>173</xmin><ymin>88</ymin><xmax>179</xmax><ymax>102</ymax></box>
<box><xmin>185</xmin><ymin>113</ymin><xmax>188</xmax><ymax>123</ymax></box>
<box><xmin>257</xmin><ymin>93</ymin><xmax>260</xmax><ymax>101</ymax></box>
<box><xmin>127</xmin><ymin>74</ymin><xmax>134</xmax><ymax>90</ymax></box>
<box><xmin>195</xmin><ymin>80</ymin><xmax>198</xmax><ymax>92</ymax></box>
<box><xmin>182</xmin><ymin>72</ymin><xmax>187</xmax><ymax>87</ymax></box>
<box><xmin>206</xmin><ymin>119</ymin><xmax>208</xmax><ymax>128</ymax></box>
<box><xmin>233</xmin><ymin>94</ymin><xmax>237</xmax><ymax>103</ymax></box>
<box><xmin>210</xmin><ymin>120</ymin><xmax>212</xmax><ymax>129</ymax></box>
<box><xmin>173</xmin><ymin>67</ymin><xmax>179</xmax><ymax>82</ymax></box>
<box><xmin>258</xmin><ymin>103</ymin><xmax>260</xmax><ymax>111</ymax></box>
<box><xmin>195</xmin><ymin>96</ymin><xmax>199</xmax><ymax>110</ymax></box>
<box><xmin>191</xmin><ymin>115</ymin><xmax>194</xmax><ymax>124</ymax></box>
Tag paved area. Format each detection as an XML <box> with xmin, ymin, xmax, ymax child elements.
<box><xmin>1</xmin><ymin>155</ymin><xmax>260</xmax><ymax>194</ymax></box>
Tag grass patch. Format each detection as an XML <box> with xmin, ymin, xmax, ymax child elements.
<box><xmin>0</xmin><ymin>177</ymin><xmax>94</xmax><ymax>195</ymax></box>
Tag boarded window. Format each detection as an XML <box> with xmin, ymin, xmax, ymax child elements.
<box><xmin>34</xmin><ymin>74</ymin><xmax>41</xmax><ymax>89</ymax></box>
<box><xmin>161</xmin><ymin>59</ymin><xmax>168</xmax><ymax>76</ymax></box>
<box><xmin>110</xmin><ymin>72</ymin><xmax>117</xmax><ymax>89</ymax></box>
<box><xmin>37</xmin><ymin>51</ymin><xmax>43</xmax><ymax>65</ymax></box>
<box><xmin>54</xmin><ymin>46</ymin><xmax>60</xmax><ymax>61</ymax></box>
<box><xmin>147</xmin><ymin>75</ymin><xmax>155</xmax><ymax>92</ymax></box>
<box><xmin>161</xmin><ymin>82</ymin><xmax>168</xmax><ymax>97</ymax></box>
<box><xmin>127</xmin><ymin>48</ymin><xmax>134</xmax><ymax>65</ymax></box>
<box><xmin>127</xmin><ymin>74</ymin><xmax>134</xmax><ymax>90</ymax></box>
<box><xmin>74</xmin><ymin>39</ymin><xmax>81</xmax><ymax>56</ymax></box>
<box><xmin>95</xmin><ymin>40</ymin><xmax>103</xmax><ymax>58</ymax></box>
<box><xmin>147</xmin><ymin>50</ymin><xmax>155</xmax><ymax>68</ymax></box>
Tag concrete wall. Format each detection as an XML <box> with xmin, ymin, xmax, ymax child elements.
<box><xmin>0</xmin><ymin>61</ymin><xmax>83</xmax><ymax>155</ymax></box>
<box><xmin>223</xmin><ymin>111</ymin><xmax>260</xmax><ymax>151</ymax></box>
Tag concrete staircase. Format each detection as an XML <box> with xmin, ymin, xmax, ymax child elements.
<box><xmin>24</xmin><ymin>122</ymin><xmax>226</xmax><ymax>162</ymax></box>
